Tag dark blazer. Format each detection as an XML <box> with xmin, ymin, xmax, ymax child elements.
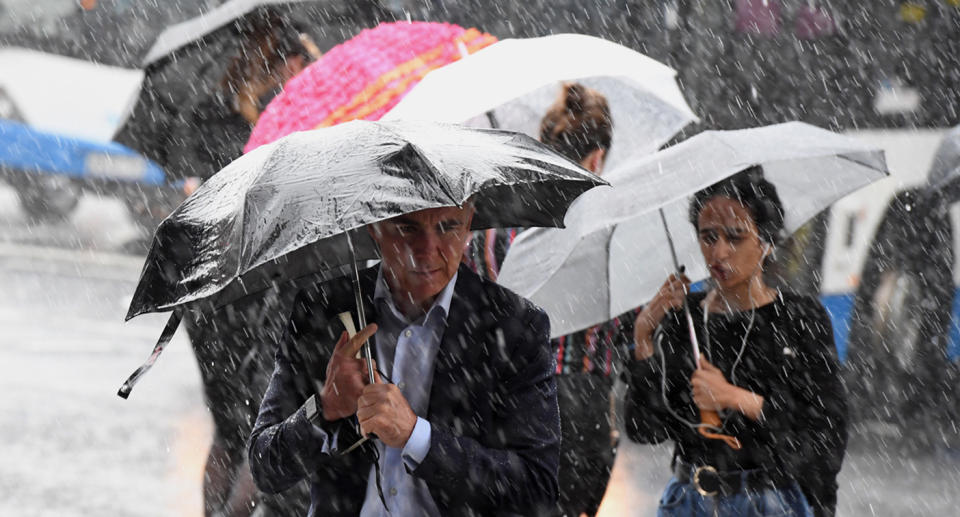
<box><xmin>248</xmin><ymin>264</ymin><xmax>560</xmax><ymax>516</ymax></box>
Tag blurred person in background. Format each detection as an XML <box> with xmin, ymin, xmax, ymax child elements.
<box><xmin>623</xmin><ymin>168</ymin><xmax>847</xmax><ymax>517</ymax></box>
<box><xmin>177</xmin><ymin>19</ymin><xmax>313</xmax><ymax>193</ymax></box>
<box><xmin>177</xmin><ymin>16</ymin><xmax>316</xmax><ymax>517</ymax></box>
<box><xmin>540</xmin><ymin>83</ymin><xmax>622</xmax><ymax>517</ymax></box>
<box><xmin>466</xmin><ymin>83</ymin><xmax>618</xmax><ymax>517</ymax></box>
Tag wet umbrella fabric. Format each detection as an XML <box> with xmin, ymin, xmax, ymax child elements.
<box><xmin>245</xmin><ymin>21</ymin><xmax>497</xmax><ymax>152</ymax></box>
<box><xmin>118</xmin><ymin>120</ymin><xmax>606</xmax><ymax>397</ymax></box>
<box><xmin>141</xmin><ymin>0</ymin><xmax>313</xmax><ymax>66</ymax></box>
<box><xmin>497</xmin><ymin>122</ymin><xmax>890</xmax><ymax>338</ymax></box>
<box><xmin>383</xmin><ymin>33</ymin><xmax>698</xmax><ymax>173</ymax></box>
<box><xmin>114</xmin><ymin>0</ymin><xmax>312</xmax><ymax>180</ymax></box>
<box><xmin>926</xmin><ymin>124</ymin><xmax>960</xmax><ymax>191</ymax></box>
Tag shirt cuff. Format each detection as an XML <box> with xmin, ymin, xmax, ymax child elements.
<box><xmin>401</xmin><ymin>417</ymin><xmax>432</xmax><ymax>471</ymax></box>
<box><xmin>301</xmin><ymin>396</ymin><xmax>339</xmax><ymax>454</ymax></box>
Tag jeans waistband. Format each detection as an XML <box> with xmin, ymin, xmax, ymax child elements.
<box><xmin>673</xmin><ymin>459</ymin><xmax>790</xmax><ymax>497</ymax></box>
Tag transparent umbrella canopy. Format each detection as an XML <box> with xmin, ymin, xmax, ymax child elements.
<box><xmin>383</xmin><ymin>33</ymin><xmax>699</xmax><ymax>172</ymax></box>
<box><xmin>497</xmin><ymin>121</ymin><xmax>890</xmax><ymax>338</ymax></box>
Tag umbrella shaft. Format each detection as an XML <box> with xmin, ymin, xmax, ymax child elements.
<box><xmin>345</xmin><ymin>231</ymin><xmax>377</xmax><ymax>385</ymax></box>
<box><xmin>660</xmin><ymin>208</ymin><xmax>702</xmax><ymax>367</ymax></box>
<box><xmin>683</xmin><ymin>303</ymin><xmax>701</xmax><ymax>366</ymax></box>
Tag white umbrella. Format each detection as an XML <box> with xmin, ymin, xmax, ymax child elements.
<box><xmin>382</xmin><ymin>33</ymin><xmax>698</xmax><ymax>173</ymax></box>
<box><xmin>497</xmin><ymin>122</ymin><xmax>890</xmax><ymax>338</ymax></box>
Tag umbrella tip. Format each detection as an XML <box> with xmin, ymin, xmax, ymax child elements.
<box><xmin>117</xmin><ymin>383</ymin><xmax>132</xmax><ymax>399</ymax></box>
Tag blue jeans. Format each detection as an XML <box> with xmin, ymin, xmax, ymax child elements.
<box><xmin>657</xmin><ymin>476</ymin><xmax>813</xmax><ymax>517</ymax></box>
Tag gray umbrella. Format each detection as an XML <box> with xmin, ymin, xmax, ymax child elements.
<box><xmin>114</xmin><ymin>0</ymin><xmax>317</xmax><ymax>181</ymax></box>
<box><xmin>925</xmin><ymin>124</ymin><xmax>960</xmax><ymax>191</ymax></box>
<box><xmin>142</xmin><ymin>0</ymin><xmax>314</xmax><ymax>66</ymax></box>
<box><xmin>118</xmin><ymin>120</ymin><xmax>606</xmax><ymax>398</ymax></box>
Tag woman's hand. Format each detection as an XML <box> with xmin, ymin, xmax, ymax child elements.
<box><xmin>691</xmin><ymin>358</ymin><xmax>765</xmax><ymax>421</ymax></box>
<box><xmin>633</xmin><ymin>272</ymin><xmax>690</xmax><ymax>360</ymax></box>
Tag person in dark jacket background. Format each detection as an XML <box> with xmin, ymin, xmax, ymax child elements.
<box><xmin>624</xmin><ymin>167</ymin><xmax>847</xmax><ymax>517</ymax></box>
<box><xmin>540</xmin><ymin>83</ymin><xmax>621</xmax><ymax>517</ymax></box>
<box><xmin>463</xmin><ymin>83</ymin><xmax>618</xmax><ymax>517</ymax></box>
<box><xmin>464</xmin><ymin>83</ymin><xmax>619</xmax><ymax>517</ymax></box>
<box><xmin>110</xmin><ymin>10</ymin><xmax>317</xmax><ymax>516</ymax></box>
<box><xmin>175</xmin><ymin>17</ymin><xmax>313</xmax><ymax>517</ymax></box>
<box><xmin>177</xmin><ymin>19</ymin><xmax>311</xmax><ymax>186</ymax></box>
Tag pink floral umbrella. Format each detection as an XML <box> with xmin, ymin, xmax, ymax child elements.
<box><xmin>244</xmin><ymin>21</ymin><xmax>496</xmax><ymax>152</ymax></box>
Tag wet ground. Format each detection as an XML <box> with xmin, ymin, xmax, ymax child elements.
<box><xmin>1</xmin><ymin>186</ymin><xmax>958</xmax><ymax>516</ymax></box>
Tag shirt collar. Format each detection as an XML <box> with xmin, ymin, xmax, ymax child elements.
<box><xmin>373</xmin><ymin>265</ymin><xmax>458</xmax><ymax>325</ymax></box>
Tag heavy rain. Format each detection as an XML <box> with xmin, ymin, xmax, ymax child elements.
<box><xmin>1</xmin><ymin>1</ymin><xmax>958</xmax><ymax>516</ymax></box>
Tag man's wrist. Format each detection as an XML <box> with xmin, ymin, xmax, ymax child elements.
<box><xmin>300</xmin><ymin>395</ymin><xmax>341</xmax><ymax>455</ymax></box>
<box><xmin>401</xmin><ymin>417</ymin><xmax>432</xmax><ymax>471</ymax></box>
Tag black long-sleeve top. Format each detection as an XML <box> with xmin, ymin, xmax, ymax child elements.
<box><xmin>624</xmin><ymin>291</ymin><xmax>847</xmax><ymax>517</ymax></box>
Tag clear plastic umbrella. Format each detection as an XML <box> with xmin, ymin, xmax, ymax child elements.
<box><xmin>925</xmin><ymin>124</ymin><xmax>960</xmax><ymax>191</ymax></box>
<box><xmin>382</xmin><ymin>33</ymin><xmax>698</xmax><ymax>172</ymax></box>
<box><xmin>497</xmin><ymin>122</ymin><xmax>890</xmax><ymax>338</ymax></box>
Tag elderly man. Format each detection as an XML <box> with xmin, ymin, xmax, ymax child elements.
<box><xmin>248</xmin><ymin>203</ymin><xmax>560</xmax><ymax>516</ymax></box>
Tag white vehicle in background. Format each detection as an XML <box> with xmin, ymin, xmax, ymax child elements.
<box><xmin>810</xmin><ymin>128</ymin><xmax>959</xmax><ymax>447</ymax></box>
<box><xmin>0</xmin><ymin>47</ymin><xmax>167</xmax><ymax>222</ymax></box>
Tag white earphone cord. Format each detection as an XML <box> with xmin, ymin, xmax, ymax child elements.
<box><xmin>656</xmin><ymin>243</ymin><xmax>769</xmax><ymax>433</ymax></box>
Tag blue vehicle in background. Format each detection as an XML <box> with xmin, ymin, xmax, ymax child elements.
<box><xmin>0</xmin><ymin>118</ymin><xmax>168</xmax><ymax>219</ymax></box>
<box><xmin>782</xmin><ymin>128</ymin><xmax>960</xmax><ymax>448</ymax></box>
<box><xmin>0</xmin><ymin>47</ymin><xmax>180</xmax><ymax>225</ymax></box>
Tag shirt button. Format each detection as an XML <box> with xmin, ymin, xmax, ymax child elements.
<box><xmin>404</xmin><ymin>329</ymin><xmax>413</xmax><ymax>338</ymax></box>
<box><xmin>398</xmin><ymin>382</ymin><xmax>406</xmax><ymax>390</ymax></box>
<box><xmin>390</xmin><ymin>487</ymin><xmax>398</xmax><ymax>496</ymax></box>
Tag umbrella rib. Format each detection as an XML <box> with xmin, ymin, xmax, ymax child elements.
<box><xmin>381</xmin><ymin>123</ymin><xmax>462</xmax><ymax>205</ymax></box>
<box><xmin>233</xmin><ymin>145</ymin><xmax>280</xmax><ymax>281</ymax></box>
<box><xmin>835</xmin><ymin>152</ymin><xmax>886</xmax><ymax>173</ymax></box>
<box><xmin>604</xmin><ymin>224</ymin><xmax>615</xmax><ymax>325</ymax></box>
<box><xmin>335</xmin><ymin>182</ymin><xmax>380</xmax><ymax>230</ymax></box>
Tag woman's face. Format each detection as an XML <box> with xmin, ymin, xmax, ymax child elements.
<box><xmin>696</xmin><ymin>196</ymin><xmax>769</xmax><ymax>292</ymax></box>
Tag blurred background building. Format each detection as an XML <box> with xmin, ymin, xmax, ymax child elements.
<box><xmin>2</xmin><ymin>0</ymin><xmax>956</xmax><ymax>130</ymax></box>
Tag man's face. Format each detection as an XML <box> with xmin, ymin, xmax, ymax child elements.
<box><xmin>369</xmin><ymin>205</ymin><xmax>475</xmax><ymax>310</ymax></box>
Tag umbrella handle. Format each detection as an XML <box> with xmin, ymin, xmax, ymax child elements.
<box><xmin>336</xmin><ymin>309</ymin><xmax>380</xmax><ymax>456</ymax></box>
<box><xmin>337</xmin><ymin>312</ymin><xmax>362</xmax><ymax>359</ymax></box>
<box><xmin>698</xmin><ymin>409</ymin><xmax>742</xmax><ymax>450</ymax></box>
<box><xmin>659</xmin><ymin>210</ymin><xmax>739</xmax><ymax>450</ymax></box>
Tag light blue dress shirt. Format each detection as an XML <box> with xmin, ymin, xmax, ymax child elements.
<box><xmin>358</xmin><ymin>267</ymin><xmax>457</xmax><ymax>517</ymax></box>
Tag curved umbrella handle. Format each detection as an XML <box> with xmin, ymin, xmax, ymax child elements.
<box><xmin>698</xmin><ymin>409</ymin><xmax>742</xmax><ymax>450</ymax></box>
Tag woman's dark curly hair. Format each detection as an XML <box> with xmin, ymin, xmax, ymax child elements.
<box><xmin>688</xmin><ymin>165</ymin><xmax>786</xmax><ymax>246</ymax></box>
